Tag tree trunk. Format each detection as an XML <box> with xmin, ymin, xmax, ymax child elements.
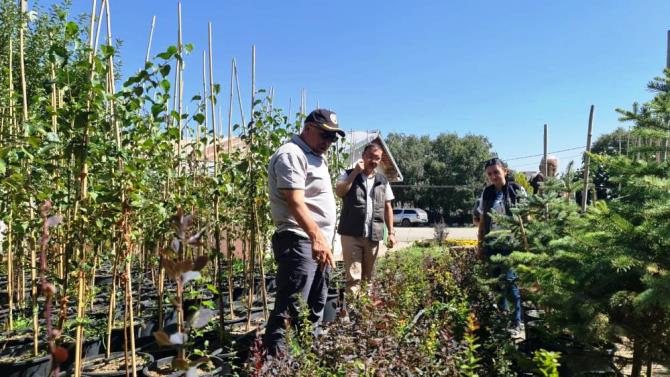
<box><xmin>631</xmin><ymin>338</ymin><xmax>644</xmax><ymax>377</ymax></box>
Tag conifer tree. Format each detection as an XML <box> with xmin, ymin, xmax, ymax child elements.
<box><xmin>492</xmin><ymin>70</ymin><xmax>670</xmax><ymax>376</ymax></box>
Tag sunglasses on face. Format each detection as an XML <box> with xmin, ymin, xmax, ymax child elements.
<box><xmin>319</xmin><ymin>130</ymin><xmax>338</xmax><ymax>142</ymax></box>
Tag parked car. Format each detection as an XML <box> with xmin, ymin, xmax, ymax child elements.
<box><xmin>393</xmin><ymin>208</ymin><xmax>429</xmax><ymax>227</ymax></box>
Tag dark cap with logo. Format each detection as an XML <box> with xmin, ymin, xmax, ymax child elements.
<box><xmin>305</xmin><ymin>109</ymin><xmax>345</xmax><ymax>137</ymax></box>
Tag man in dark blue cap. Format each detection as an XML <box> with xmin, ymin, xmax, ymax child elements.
<box><xmin>264</xmin><ymin>108</ymin><xmax>345</xmax><ymax>356</ymax></box>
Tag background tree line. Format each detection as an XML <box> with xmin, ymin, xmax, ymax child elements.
<box><xmin>384</xmin><ymin>132</ymin><xmax>492</xmax><ymax>224</ymax></box>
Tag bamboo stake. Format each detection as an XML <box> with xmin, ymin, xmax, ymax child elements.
<box><xmin>228</xmin><ymin>59</ymin><xmax>234</xmax><ymax>146</ymax></box>
<box><xmin>200</xmin><ymin>50</ymin><xmax>207</xmax><ymax>174</ymax></box>
<box><xmin>225</xmin><ymin>59</ymin><xmax>236</xmax><ymax>321</ymax></box>
<box><xmin>18</xmin><ymin>0</ymin><xmax>39</xmax><ymax>352</ymax></box>
<box><xmin>103</xmin><ymin>0</ymin><xmax>121</xmax><ymax>148</ymax></box>
<box><xmin>542</xmin><ymin>124</ymin><xmax>549</xmax><ymax>218</ymax></box>
<box><xmin>7</xmin><ymin>210</ymin><xmax>13</xmax><ymax>330</ymax></box>
<box><xmin>50</xmin><ymin>63</ymin><xmax>58</xmax><ymax>133</ymax></box>
<box><xmin>123</xmin><ymin>215</ymin><xmax>138</xmax><ymax>377</ymax></box>
<box><xmin>18</xmin><ymin>0</ymin><xmax>28</xmax><ymax>123</ymax></box>
<box><xmin>581</xmin><ymin>105</ymin><xmax>595</xmax><ymax>212</ymax></box>
<box><xmin>106</xmin><ymin>246</ymin><xmax>119</xmax><ymax>358</ymax></box>
<box><xmin>8</xmin><ymin>38</ymin><xmax>15</xmax><ymax>137</ymax></box>
<box><xmin>74</xmin><ymin>1</ymin><xmax>99</xmax><ymax>374</ymax></box>
<box><xmin>89</xmin><ymin>253</ymin><xmax>98</xmax><ymax>310</ymax></box>
<box><xmin>218</xmin><ymin>106</ymin><xmax>224</xmax><ymax>149</ymax></box>
<box><xmin>7</xmin><ymin>36</ymin><xmax>16</xmax><ymax>136</ymax></box>
<box><xmin>543</xmin><ymin>124</ymin><xmax>548</xmax><ymax>179</ymax></box>
<box><xmin>176</xmin><ymin>2</ymin><xmax>184</xmax><ymax>182</ymax></box>
<box><xmin>29</xmin><ymin>204</ymin><xmax>39</xmax><ymax>356</ymax></box>
<box><xmin>246</xmin><ymin>45</ymin><xmax>259</xmax><ymax>329</ymax></box>
<box><xmin>93</xmin><ymin>0</ymin><xmax>105</xmax><ymax>54</ymax></box>
<box><xmin>232</xmin><ymin>59</ymin><xmax>246</xmax><ymax>129</ymax></box>
<box><xmin>207</xmin><ymin>22</ymin><xmax>227</xmax><ymax>339</ymax></box>
<box><xmin>20</xmin><ymin>243</ymin><xmax>26</xmax><ymax>310</ymax></box>
<box><xmin>145</xmin><ymin>16</ymin><xmax>156</xmax><ymax>64</ymax></box>
<box><xmin>73</xmin><ymin>261</ymin><xmax>87</xmax><ymax>377</ymax></box>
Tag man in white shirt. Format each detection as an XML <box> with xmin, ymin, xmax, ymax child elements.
<box><xmin>335</xmin><ymin>143</ymin><xmax>395</xmax><ymax>295</ymax></box>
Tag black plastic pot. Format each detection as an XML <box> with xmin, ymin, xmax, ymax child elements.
<box><xmin>94</xmin><ymin>274</ymin><xmax>114</xmax><ymax>286</ymax></box>
<box><xmin>105</xmin><ymin>322</ymin><xmax>144</xmax><ymax>353</ymax></box>
<box><xmin>61</xmin><ymin>336</ymin><xmax>102</xmax><ymax>371</ymax></box>
<box><xmin>558</xmin><ymin>349</ymin><xmax>617</xmax><ymax>376</ymax></box>
<box><xmin>142</xmin><ymin>355</ymin><xmax>229</xmax><ymax>377</ymax></box>
<box><xmin>322</xmin><ymin>288</ymin><xmax>341</xmax><ymax>323</ymax></box>
<box><xmin>230</xmin><ymin>329</ymin><xmax>259</xmax><ymax>367</ymax></box>
<box><xmin>79</xmin><ymin>351</ymin><xmax>154</xmax><ymax>377</ymax></box>
<box><xmin>137</xmin><ymin>337</ymin><xmax>178</xmax><ymax>361</ymax></box>
<box><xmin>0</xmin><ymin>353</ymin><xmax>51</xmax><ymax>377</ymax></box>
<box><xmin>0</xmin><ymin>333</ymin><xmax>34</xmax><ymax>357</ymax></box>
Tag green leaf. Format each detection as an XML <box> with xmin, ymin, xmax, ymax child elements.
<box><xmin>159</xmin><ymin>79</ymin><xmax>170</xmax><ymax>92</ymax></box>
<box><xmin>160</xmin><ymin>64</ymin><xmax>171</xmax><ymax>77</ymax></box>
<box><xmin>193</xmin><ymin>113</ymin><xmax>205</xmax><ymax>125</ymax></box>
<box><xmin>157</xmin><ymin>45</ymin><xmax>178</xmax><ymax>60</ymax></box>
<box><xmin>65</xmin><ymin>22</ymin><xmax>79</xmax><ymax>39</ymax></box>
<box><xmin>100</xmin><ymin>44</ymin><xmax>115</xmax><ymax>58</ymax></box>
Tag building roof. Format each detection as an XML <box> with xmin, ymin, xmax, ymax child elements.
<box><xmin>181</xmin><ymin>130</ymin><xmax>403</xmax><ymax>182</ymax></box>
<box><xmin>339</xmin><ymin>130</ymin><xmax>403</xmax><ymax>182</ymax></box>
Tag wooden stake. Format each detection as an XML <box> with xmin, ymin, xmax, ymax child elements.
<box><xmin>18</xmin><ymin>0</ymin><xmax>28</xmax><ymax>123</ymax></box>
<box><xmin>543</xmin><ymin>124</ymin><xmax>548</xmax><ymax>178</ymax></box>
<box><xmin>50</xmin><ymin>63</ymin><xmax>58</xmax><ymax>133</ymax></box>
<box><xmin>232</xmin><ymin>58</ymin><xmax>246</xmax><ymax>129</ymax></box>
<box><xmin>106</xmin><ymin>248</ymin><xmax>119</xmax><ymax>358</ymax></box>
<box><xmin>104</xmin><ymin>0</ymin><xmax>121</xmax><ymax>148</ymax></box>
<box><xmin>176</xmin><ymin>1</ymin><xmax>184</xmax><ymax>180</ymax></box>
<box><xmin>207</xmin><ymin>22</ymin><xmax>228</xmax><ymax>338</ymax></box>
<box><xmin>74</xmin><ymin>0</ymin><xmax>99</xmax><ymax>374</ymax></box>
<box><xmin>542</xmin><ymin>124</ymin><xmax>549</xmax><ymax>217</ymax></box>
<box><xmin>250</xmin><ymin>45</ymin><xmax>255</xmax><ymax>117</ymax></box>
<box><xmin>93</xmin><ymin>0</ymin><xmax>105</xmax><ymax>54</ymax></box>
<box><xmin>201</xmin><ymin>50</ymin><xmax>208</xmax><ymax>173</ymax></box>
<box><xmin>124</xmin><ymin>248</ymin><xmax>138</xmax><ymax>377</ymax></box>
<box><xmin>225</xmin><ymin>58</ymin><xmax>236</xmax><ymax>320</ymax></box>
<box><xmin>7</xmin><ymin>210</ymin><xmax>13</xmax><ymax>330</ymax></box>
<box><xmin>145</xmin><ymin>16</ymin><xmax>156</xmax><ymax>64</ymax></box>
<box><xmin>207</xmin><ymin>23</ymin><xmax>218</xmax><ymax>173</ymax></box>
<box><xmin>581</xmin><ymin>105</ymin><xmax>595</xmax><ymax>212</ymax></box>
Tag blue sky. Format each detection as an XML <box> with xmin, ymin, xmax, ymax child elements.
<box><xmin>41</xmin><ymin>0</ymin><xmax>670</xmax><ymax>173</ymax></box>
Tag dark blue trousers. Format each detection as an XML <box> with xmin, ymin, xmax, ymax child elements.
<box><xmin>263</xmin><ymin>231</ymin><xmax>330</xmax><ymax>356</ymax></box>
<box><xmin>486</xmin><ymin>248</ymin><xmax>522</xmax><ymax>327</ymax></box>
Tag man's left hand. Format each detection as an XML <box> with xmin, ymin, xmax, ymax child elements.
<box><xmin>387</xmin><ymin>234</ymin><xmax>396</xmax><ymax>249</ymax></box>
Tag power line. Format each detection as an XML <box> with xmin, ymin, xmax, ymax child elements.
<box><xmin>502</xmin><ymin>146</ymin><xmax>586</xmax><ymax>161</ymax></box>
<box><xmin>512</xmin><ymin>154</ymin><xmax>585</xmax><ymax>169</ymax></box>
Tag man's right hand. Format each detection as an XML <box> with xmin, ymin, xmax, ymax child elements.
<box><xmin>312</xmin><ymin>233</ymin><xmax>335</xmax><ymax>270</ymax></box>
<box><xmin>353</xmin><ymin>159</ymin><xmax>364</xmax><ymax>174</ymax></box>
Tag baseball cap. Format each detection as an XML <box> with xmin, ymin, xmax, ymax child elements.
<box><xmin>304</xmin><ymin>109</ymin><xmax>345</xmax><ymax>137</ymax></box>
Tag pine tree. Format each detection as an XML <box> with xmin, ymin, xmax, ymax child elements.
<box><xmin>492</xmin><ymin>70</ymin><xmax>670</xmax><ymax>376</ymax></box>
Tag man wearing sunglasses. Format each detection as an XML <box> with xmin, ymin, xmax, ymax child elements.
<box><xmin>265</xmin><ymin>108</ymin><xmax>345</xmax><ymax>356</ymax></box>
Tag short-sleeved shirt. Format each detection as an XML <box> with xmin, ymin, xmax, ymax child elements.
<box><xmin>337</xmin><ymin>170</ymin><xmax>394</xmax><ymax>237</ymax></box>
<box><xmin>268</xmin><ymin>135</ymin><xmax>336</xmax><ymax>242</ymax></box>
<box><xmin>477</xmin><ymin>186</ymin><xmax>527</xmax><ymax>231</ymax></box>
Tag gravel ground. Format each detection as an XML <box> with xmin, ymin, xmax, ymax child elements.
<box><xmin>333</xmin><ymin>225</ymin><xmax>477</xmax><ymax>261</ymax></box>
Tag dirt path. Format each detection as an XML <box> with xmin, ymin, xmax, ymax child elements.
<box><xmin>333</xmin><ymin>225</ymin><xmax>477</xmax><ymax>261</ymax></box>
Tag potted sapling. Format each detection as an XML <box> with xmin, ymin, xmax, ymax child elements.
<box><xmin>144</xmin><ymin>209</ymin><xmax>226</xmax><ymax>376</ymax></box>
